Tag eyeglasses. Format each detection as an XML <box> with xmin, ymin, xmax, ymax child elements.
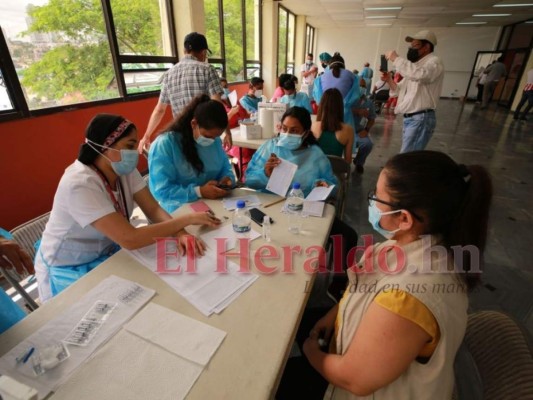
<box><xmin>367</xmin><ymin>190</ymin><xmax>423</xmax><ymax>221</ymax></box>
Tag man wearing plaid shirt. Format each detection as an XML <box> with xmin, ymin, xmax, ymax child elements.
<box><xmin>139</xmin><ymin>32</ymin><xmax>232</xmax><ymax>152</ymax></box>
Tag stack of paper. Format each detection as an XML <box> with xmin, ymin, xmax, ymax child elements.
<box><xmin>51</xmin><ymin>304</ymin><xmax>226</xmax><ymax>400</ymax></box>
<box><xmin>126</xmin><ymin>223</ymin><xmax>260</xmax><ymax>316</ymax></box>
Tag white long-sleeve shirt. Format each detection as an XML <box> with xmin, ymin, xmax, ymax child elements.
<box><xmin>393</xmin><ymin>53</ymin><xmax>444</xmax><ymax>115</ymax></box>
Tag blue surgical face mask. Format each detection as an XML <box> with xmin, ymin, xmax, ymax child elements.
<box><xmin>195</xmin><ymin>133</ymin><xmax>215</xmax><ymax>147</ymax></box>
<box><xmin>86</xmin><ymin>140</ymin><xmax>139</xmax><ymax>176</ymax></box>
<box><xmin>360</xmin><ymin>87</ymin><xmax>367</xmax><ymax>96</ymax></box>
<box><xmin>222</xmin><ymin>88</ymin><xmax>230</xmax><ymax>98</ymax></box>
<box><xmin>278</xmin><ymin>133</ymin><xmax>303</xmax><ymax>150</ymax></box>
<box><xmin>110</xmin><ymin>149</ymin><xmax>139</xmax><ymax>175</ymax></box>
<box><xmin>368</xmin><ymin>200</ymin><xmax>401</xmax><ymax>239</ymax></box>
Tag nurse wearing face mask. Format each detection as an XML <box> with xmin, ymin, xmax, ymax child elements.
<box><xmin>245</xmin><ymin>107</ymin><xmax>357</xmax><ymax>284</ymax></box>
<box><xmin>239</xmin><ymin>77</ymin><xmax>265</xmax><ymax>115</ymax></box>
<box><xmin>280</xmin><ymin>80</ymin><xmax>313</xmax><ymax>114</ymax></box>
<box><xmin>245</xmin><ymin>107</ymin><xmax>336</xmax><ymax>196</ymax></box>
<box><xmin>148</xmin><ymin>94</ymin><xmax>235</xmax><ymax>213</ymax></box>
<box><xmin>35</xmin><ymin>113</ymin><xmax>221</xmax><ymax>302</ymax></box>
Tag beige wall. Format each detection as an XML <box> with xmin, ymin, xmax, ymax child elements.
<box><xmin>315</xmin><ymin>26</ymin><xmax>501</xmax><ymax>98</ymax></box>
<box><xmin>173</xmin><ymin>0</ymin><xmax>205</xmax><ymax>58</ymax></box>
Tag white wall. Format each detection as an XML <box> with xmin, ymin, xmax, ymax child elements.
<box><xmin>315</xmin><ymin>27</ymin><xmax>501</xmax><ymax>98</ymax></box>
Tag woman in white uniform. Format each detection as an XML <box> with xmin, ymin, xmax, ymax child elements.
<box><xmin>35</xmin><ymin>114</ymin><xmax>220</xmax><ymax>302</ymax></box>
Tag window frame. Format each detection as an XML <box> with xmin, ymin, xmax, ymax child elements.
<box><xmin>206</xmin><ymin>0</ymin><xmax>263</xmax><ymax>83</ymax></box>
<box><xmin>276</xmin><ymin>4</ymin><xmax>296</xmax><ymax>77</ymax></box>
<box><xmin>0</xmin><ymin>0</ymin><xmax>179</xmax><ymax>123</ymax></box>
<box><xmin>305</xmin><ymin>24</ymin><xmax>316</xmax><ymax>57</ymax></box>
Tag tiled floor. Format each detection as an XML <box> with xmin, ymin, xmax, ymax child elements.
<box><xmin>342</xmin><ymin>99</ymin><xmax>533</xmax><ymax>338</ymax></box>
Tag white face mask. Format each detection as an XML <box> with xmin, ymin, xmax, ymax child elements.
<box><xmin>254</xmin><ymin>89</ymin><xmax>263</xmax><ymax>98</ymax></box>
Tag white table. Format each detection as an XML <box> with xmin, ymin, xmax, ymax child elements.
<box><xmin>0</xmin><ymin>189</ymin><xmax>335</xmax><ymax>399</ymax></box>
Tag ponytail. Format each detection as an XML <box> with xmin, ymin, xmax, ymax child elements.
<box><xmin>329</xmin><ymin>52</ymin><xmax>345</xmax><ymax>78</ymax></box>
<box><xmin>447</xmin><ymin>165</ymin><xmax>492</xmax><ymax>289</ymax></box>
<box><xmin>164</xmin><ymin>94</ymin><xmax>227</xmax><ymax>174</ymax></box>
<box><xmin>384</xmin><ymin>151</ymin><xmax>493</xmax><ymax>291</ymax></box>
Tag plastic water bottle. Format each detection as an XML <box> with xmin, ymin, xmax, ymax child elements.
<box><xmin>287</xmin><ymin>182</ymin><xmax>304</xmax><ymax>234</ymax></box>
<box><xmin>262</xmin><ymin>216</ymin><xmax>271</xmax><ymax>242</ymax></box>
<box><xmin>232</xmin><ymin>200</ymin><xmax>251</xmax><ymax>233</ymax></box>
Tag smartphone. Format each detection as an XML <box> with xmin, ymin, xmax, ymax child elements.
<box><xmin>216</xmin><ymin>184</ymin><xmax>233</xmax><ymax>191</ymax></box>
<box><xmin>249</xmin><ymin>208</ymin><xmax>274</xmax><ymax>226</ymax></box>
<box><xmin>216</xmin><ymin>182</ymin><xmax>245</xmax><ymax>190</ymax></box>
<box><xmin>380</xmin><ymin>54</ymin><xmax>388</xmax><ymax>72</ymax></box>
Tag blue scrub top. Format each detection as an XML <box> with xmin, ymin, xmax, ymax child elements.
<box><xmin>0</xmin><ymin>228</ymin><xmax>26</xmax><ymax>334</ymax></box>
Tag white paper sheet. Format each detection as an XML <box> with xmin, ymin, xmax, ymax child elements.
<box><xmin>126</xmin><ymin>224</ymin><xmax>259</xmax><ymax>316</ymax></box>
<box><xmin>266</xmin><ymin>158</ymin><xmax>297</xmax><ymax>197</ymax></box>
<box><xmin>0</xmin><ymin>276</ymin><xmax>155</xmax><ymax>400</ymax></box>
<box><xmin>50</xmin><ymin>330</ymin><xmax>202</xmax><ymax>400</ymax></box>
<box><xmin>228</xmin><ymin>90</ymin><xmax>238</xmax><ymax>107</ymax></box>
<box><xmin>305</xmin><ymin>185</ymin><xmax>335</xmax><ymax>201</ymax></box>
<box><xmin>51</xmin><ymin>304</ymin><xmax>226</xmax><ymax>400</ymax></box>
<box><xmin>302</xmin><ymin>201</ymin><xmax>325</xmax><ymax>217</ymax></box>
<box><xmin>123</xmin><ymin>303</ymin><xmax>226</xmax><ymax>366</ymax></box>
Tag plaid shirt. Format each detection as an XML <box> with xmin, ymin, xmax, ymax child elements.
<box><xmin>160</xmin><ymin>55</ymin><xmax>223</xmax><ymax>116</ymax></box>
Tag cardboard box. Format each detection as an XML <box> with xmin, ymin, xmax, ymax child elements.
<box><xmin>239</xmin><ymin>122</ymin><xmax>262</xmax><ymax>140</ymax></box>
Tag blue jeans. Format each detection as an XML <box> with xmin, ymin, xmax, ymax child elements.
<box><xmin>401</xmin><ymin>111</ymin><xmax>436</xmax><ymax>153</ymax></box>
<box><xmin>353</xmin><ymin>133</ymin><xmax>373</xmax><ymax>166</ymax></box>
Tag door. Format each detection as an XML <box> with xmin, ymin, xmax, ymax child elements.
<box><xmin>465</xmin><ymin>51</ymin><xmax>503</xmax><ymax>102</ymax></box>
<box><xmin>497</xmin><ymin>49</ymin><xmax>529</xmax><ymax>107</ymax></box>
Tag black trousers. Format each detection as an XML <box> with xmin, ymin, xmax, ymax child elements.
<box><xmin>276</xmin><ymin>307</ymin><xmax>331</xmax><ymax>400</ymax></box>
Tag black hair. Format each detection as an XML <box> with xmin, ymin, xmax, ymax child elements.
<box><xmin>220</xmin><ymin>77</ymin><xmax>227</xmax><ymax>83</ymax></box>
<box><xmin>78</xmin><ymin>114</ymin><xmax>136</xmax><ymax>165</ymax></box>
<box><xmin>278</xmin><ymin>73</ymin><xmax>293</xmax><ymax>88</ymax></box>
<box><xmin>384</xmin><ymin>151</ymin><xmax>493</xmax><ymax>290</ymax></box>
<box><xmin>250</xmin><ymin>77</ymin><xmax>264</xmax><ymax>87</ymax></box>
<box><xmin>164</xmin><ymin>94</ymin><xmax>228</xmax><ymax>174</ymax></box>
<box><xmin>329</xmin><ymin>52</ymin><xmax>345</xmax><ymax>78</ymax></box>
<box><xmin>282</xmin><ymin>80</ymin><xmax>296</xmax><ymax>91</ymax></box>
<box><xmin>307</xmin><ymin>53</ymin><xmax>313</xmax><ymax>58</ymax></box>
<box><xmin>281</xmin><ymin>106</ymin><xmax>318</xmax><ymax>147</ymax></box>
<box><xmin>317</xmin><ymin>88</ymin><xmax>344</xmax><ymax>132</ymax></box>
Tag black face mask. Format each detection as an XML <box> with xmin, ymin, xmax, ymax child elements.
<box><xmin>321</xmin><ymin>63</ymin><xmax>327</xmax><ymax>69</ymax></box>
<box><xmin>407</xmin><ymin>48</ymin><xmax>420</xmax><ymax>62</ymax></box>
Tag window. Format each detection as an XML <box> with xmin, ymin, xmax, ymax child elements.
<box><xmin>0</xmin><ymin>0</ymin><xmax>178</xmax><ymax>119</ymax></box>
<box><xmin>277</xmin><ymin>5</ymin><xmax>296</xmax><ymax>76</ymax></box>
<box><xmin>107</xmin><ymin>0</ymin><xmax>178</xmax><ymax>95</ymax></box>
<box><xmin>305</xmin><ymin>24</ymin><xmax>315</xmax><ymax>57</ymax></box>
<box><xmin>204</xmin><ymin>0</ymin><xmax>262</xmax><ymax>83</ymax></box>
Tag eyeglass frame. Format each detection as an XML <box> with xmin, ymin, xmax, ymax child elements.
<box><xmin>367</xmin><ymin>190</ymin><xmax>423</xmax><ymax>222</ymax></box>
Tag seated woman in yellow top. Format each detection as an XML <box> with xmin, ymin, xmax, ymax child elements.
<box><xmin>311</xmin><ymin>88</ymin><xmax>354</xmax><ymax>164</ymax></box>
<box><xmin>278</xmin><ymin>151</ymin><xmax>492</xmax><ymax>399</ymax></box>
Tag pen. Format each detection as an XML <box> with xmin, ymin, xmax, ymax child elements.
<box><xmin>264</xmin><ymin>198</ymin><xmax>286</xmax><ymax>208</ymax></box>
<box><xmin>22</xmin><ymin>347</ymin><xmax>35</xmax><ymax>364</ymax></box>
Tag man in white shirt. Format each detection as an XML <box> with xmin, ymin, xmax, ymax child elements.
<box><xmin>481</xmin><ymin>56</ymin><xmax>507</xmax><ymax>109</ymax></box>
<box><xmin>300</xmin><ymin>53</ymin><xmax>318</xmax><ymax>99</ymax></box>
<box><xmin>384</xmin><ymin>30</ymin><xmax>444</xmax><ymax>153</ymax></box>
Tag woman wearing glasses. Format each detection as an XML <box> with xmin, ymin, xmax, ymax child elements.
<box><xmin>295</xmin><ymin>151</ymin><xmax>492</xmax><ymax>399</ymax></box>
